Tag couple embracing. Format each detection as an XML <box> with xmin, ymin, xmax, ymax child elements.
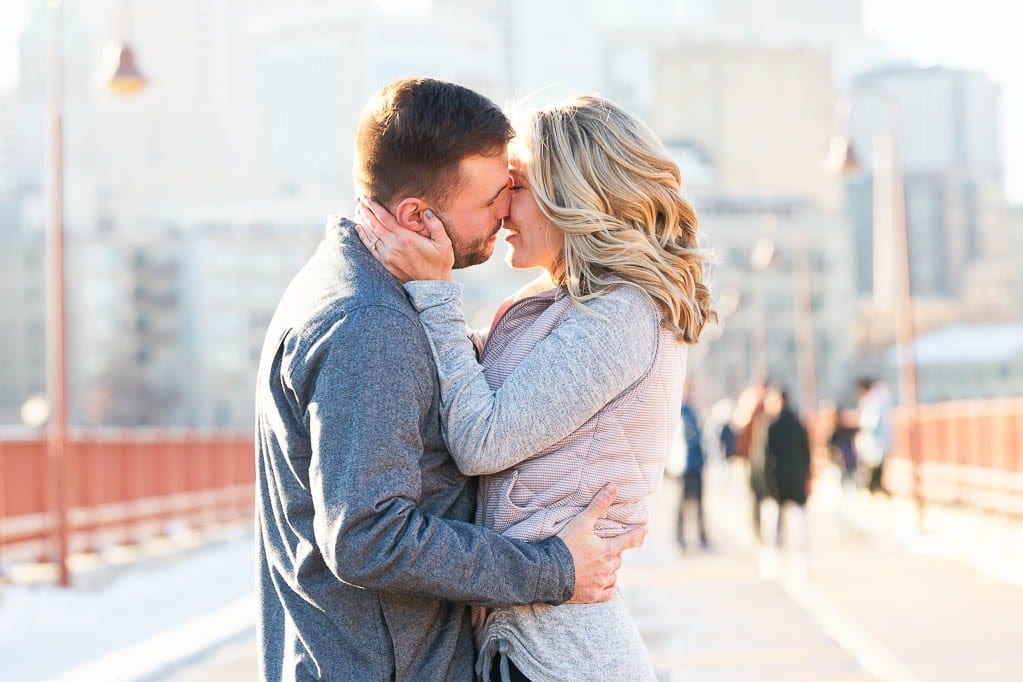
<box><xmin>255</xmin><ymin>77</ymin><xmax>714</xmax><ymax>681</ymax></box>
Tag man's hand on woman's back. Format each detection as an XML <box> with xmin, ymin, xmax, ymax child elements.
<box><xmin>557</xmin><ymin>483</ymin><xmax>647</xmax><ymax>603</ymax></box>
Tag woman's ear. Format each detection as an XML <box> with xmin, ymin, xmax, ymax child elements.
<box><xmin>393</xmin><ymin>198</ymin><xmax>428</xmax><ymax>231</ymax></box>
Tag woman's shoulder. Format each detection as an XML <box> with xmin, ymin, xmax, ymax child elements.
<box><xmin>557</xmin><ymin>282</ymin><xmax>661</xmax><ymax>364</ymax></box>
<box><xmin>578</xmin><ymin>281</ymin><xmax>660</xmax><ymax>325</ymax></box>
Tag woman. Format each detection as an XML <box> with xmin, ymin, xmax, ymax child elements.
<box><xmin>356</xmin><ymin>96</ymin><xmax>713</xmax><ymax>681</ymax></box>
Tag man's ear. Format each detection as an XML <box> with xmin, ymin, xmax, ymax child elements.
<box><xmin>393</xmin><ymin>198</ymin><xmax>429</xmax><ymax>231</ymax></box>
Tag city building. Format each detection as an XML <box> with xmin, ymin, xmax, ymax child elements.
<box><xmin>64</xmin><ymin>233</ymin><xmax>187</xmax><ymax>426</ymax></box>
<box><xmin>175</xmin><ymin>211</ymin><xmax>318</xmax><ymax>428</ymax></box>
<box><xmin>246</xmin><ymin>0</ymin><xmax>507</xmax><ymax>204</ymax></box>
<box><xmin>879</xmin><ymin>322</ymin><xmax>1023</xmax><ymax>403</ymax></box>
<box><xmin>0</xmin><ymin>213</ymin><xmax>45</xmax><ymax>424</ymax></box>
<box><xmin>0</xmin><ymin>92</ymin><xmax>14</xmax><ymax>198</ymax></box>
<box><xmin>605</xmin><ymin>36</ymin><xmax>842</xmax><ymax>210</ymax></box>
<box><xmin>688</xmin><ymin>196</ymin><xmax>856</xmax><ymax>408</ymax></box>
<box><xmin>960</xmin><ymin>203</ymin><xmax>1023</xmax><ymax>322</ymax></box>
<box><xmin>845</xmin><ymin>66</ymin><xmax>1006</xmax><ymax>302</ymax></box>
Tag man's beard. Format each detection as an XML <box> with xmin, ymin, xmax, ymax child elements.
<box><xmin>445</xmin><ymin>216</ymin><xmax>503</xmax><ymax>269</ymax></box>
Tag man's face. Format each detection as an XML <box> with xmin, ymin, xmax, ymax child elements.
<box><xmin>434</xmin><ymin>152</ymin><xmax>512</xmax><ymax>269</ymax></box>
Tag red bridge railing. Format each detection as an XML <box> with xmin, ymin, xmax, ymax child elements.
<box><xmin>2</xmin><ymin>399</ymin><xmax>1021</xmax><ymax>583</ymax></box>
<box><xmin>886</xmin><ymin>399</ymin><xmax>1023</xmax><ymax>516</ymax></box>
<box><xmin>0</xmin><ymin>428</ymin><xmax>253</xmax><ymax>576</ymax></box>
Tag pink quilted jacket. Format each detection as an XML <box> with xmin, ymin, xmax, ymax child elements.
<box><xmin>475</xmin><ymin>287</ymin><xmax>687</xmax><ymax>541</ymax></box>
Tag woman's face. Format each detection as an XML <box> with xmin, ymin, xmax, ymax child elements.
<box><xmin>503</xmin><ymin>154</ymin><xmax>564</xmax><ymax>272</ymax></box>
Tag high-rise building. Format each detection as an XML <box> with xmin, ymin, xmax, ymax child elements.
<box><xmin>846</xmin><ymin>66</ymin><xmax>1005</xmax><ymax>302</ymax></box>
<box><xmin>247</xmin><ymin>0</ymin><xmax>506</xmax><ymax>202</ymax></box>
<box><xmin>0</xmin><ymin>93</ymin><xmax>14</xmax><ymax>198</ymax></box>
<box><xmin>960</xmin><ymin>204</ymin><xmax>1023</xmax><ymax>321</ymax></box>
<box><xmin>177</xmin><ymin>219</ymin><xmax>310</xmax><ymax>427</ymax></box>
<box><xmin>0</xmin><ymin>212</ymin><xmax>45</xmax><ymax>424</ymax></box>
<box><xmin>15</xmin><ymin>4</ymin><xmax>102</xmax><ymax>232</ymax></box>
<box><xmin>606</xmin><ymin>37</ymin><xmax>841</xmax><ymax>208</ymax></box>
<box><xmin>87</xmin><ymin>0</ymin><xmax>262</xmax><ymax>214</ymax></box>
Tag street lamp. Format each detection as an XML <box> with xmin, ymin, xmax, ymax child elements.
<box><xmin>46</xmin><ymin>0</ymin><xmax>147</xmax><ymax>586</ymax></box>
<box><xmin>97</xmin><ymin>0</ymin><xmax>147</xmax><ymax>94</ymax></box>
<box><xmin>99</xmin><ymin>44</ymin><xmax>146</xmax><ymax>94</ymax></box>
<box><xmin>828</xmin><ymin>92</ymin><xmax>923</xmax><ymax>528</ymax></box>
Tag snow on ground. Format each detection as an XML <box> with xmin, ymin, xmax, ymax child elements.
<box><xmin>0</xmin><ymin>529</ymin><xmax>255</xmax><ymax>682</ymax></box>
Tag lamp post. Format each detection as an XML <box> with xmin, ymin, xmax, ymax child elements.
<box><xmin>749</xmin><ymin>233</ymin><xmax>818</xmax><ymax>414</ymax></box>
<box><xmin>45</xmin><ymin>0</ymin><xmax>72</xmax><ymax>588</ymax></box>
<box><xmin>749</xmin><ymin>234</ymin><xmax>776</xmax><ymax>381</ymax></box>
<box><xmin>45</xmin><ymin>0</ymin><xmax>147</xmax><ymax>586</ymax></box>
<box><xmin>827</xmin><ymin>92</ymin><xmax>923</xmax><ymax>528</ymax></box>
<box><xmin>45</xmin><ymin>0</ymin><xmax>71</xmax><ymax>588</ymax></box>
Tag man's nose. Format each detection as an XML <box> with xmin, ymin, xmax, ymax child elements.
<box><xmin>497</xmin><ymin>187</ymin><xmax>512</xmax><ymax>218</ymax></box>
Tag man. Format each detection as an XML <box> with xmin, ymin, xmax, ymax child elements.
<box><xmin>763</xmin><ymin>386</ymin><xmax>811</xmax><ymax>548</ymax></box>
<box><xmin>255</xmin><ymin>77</ymin><xmax>644</xmax><ymax>681</ymax></box>
<box><xmin>854</xmin><ymin>377</ymin><xmax>893</xmax><ymax>496</ymax></box>
<box><xmin>676</xmin><ymin>383</ymin><xmax>709</xmax><ymax>550</ymax></box>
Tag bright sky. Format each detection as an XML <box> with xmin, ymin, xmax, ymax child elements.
<box><xmin>0</xmin><ymin>0</ymin><xmax>1019</xmax><ymax>201</ymax></box>
<box><xmin>0</xmin><ymin>0</ymin><xmax>29</xmax><ymax>89</ymax></box>
<box><xmin>862</xmin><ymin>0</ymin><xmax>1023</xmax><ymax>203</ymax></box>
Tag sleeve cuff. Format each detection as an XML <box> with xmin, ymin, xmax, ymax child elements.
<box><xmin>533</xmin><ymin>536</ymin><xmax>575</xmax><ymax>605</ymax></box>
<box><xmin>403</xmin><ymin>280</ymin><xmax>464</xmax><ymax>312</ymax></box>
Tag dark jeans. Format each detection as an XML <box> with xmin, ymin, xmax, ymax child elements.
<box><xmin>487</xmin><ymin>655</ymin><xmax>532</xmax><ymax>681</ymax></box>
<box><xmin>866</xmin><ymin>462</ymin><xmax>887</xmax><ymax>494</ymax></box>
<box><xmin>750</xmin><ymin>472</ymin><xmax>768</xmax><ymax>541</ymax></box>
<box><xmin>677</xmin><ymin>471</ymin><xmax>707</xmax><ymax>546</ymax></box>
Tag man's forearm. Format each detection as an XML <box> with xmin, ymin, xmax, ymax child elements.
<box><xmin>323</xmin><ymin>506</ymin><xmax>575</xmax><ymax>607</ymax></box>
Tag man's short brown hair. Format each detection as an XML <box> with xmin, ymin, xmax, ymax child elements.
<box><xmin>354</xmin><ymin>77</ymin><xmax>513</xmax><ymax>209</ymax></box>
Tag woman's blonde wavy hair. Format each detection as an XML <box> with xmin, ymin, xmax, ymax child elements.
<box><xmin>516</xmin><ymin>95</ymin><xmax>715</xmax><ymax>343</ymax></box>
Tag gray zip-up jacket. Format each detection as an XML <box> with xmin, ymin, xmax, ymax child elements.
<box><xmin>255</xmin><ymin>217</ymin><xmax>575</xmax><ymax>682</ymax></box>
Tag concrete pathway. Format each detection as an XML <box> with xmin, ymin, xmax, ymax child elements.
<box><xmin>164</xmin><ymin>463</ymin><xmax>1023</xmax><ymax>681</ymax></box>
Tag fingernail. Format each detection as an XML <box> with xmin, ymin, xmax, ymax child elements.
<box><xmin>424</xmin><ymin>209</ymin><xmax>435</xmax><ymax>220</ymax></box>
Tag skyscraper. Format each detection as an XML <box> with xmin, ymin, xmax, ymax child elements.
<box><xmin>610</xmin><ymin>37</ymin><xmax>841</xmax><ymax>209</ymax></box>
<box><xmin>846</xmin><ymin>65</ymin><xmax>1005</xmax><ymax>301</ymax></box>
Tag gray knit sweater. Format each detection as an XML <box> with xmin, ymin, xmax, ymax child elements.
<box><xmin>405</xmin><ymin>278</ymin><xmax>687</xmax><ymax>681</ymax></box>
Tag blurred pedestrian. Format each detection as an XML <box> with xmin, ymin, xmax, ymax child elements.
<box><xmin>818</xmin><ymin>399</ymin><xmax>857</xmax><ymax>485</ymax></box>
<box><xmin>676</xmin><ymin>384</ymin><xmax>709</xmax><ymax>550</ymax></box>
<box><xmin>763</xmin><ymin>386</ymin><xmax>811</xmax><ymax>548</ymax></box>
<box><xmin>719</xmin><ymin>421</ymin><xmax>738</xmax><ymax>460</ymax></box>
<box><xmin>855</xmin><ymin>377</ymin><xmax>893</xmax><ymax>495</ymax></box>
<box><xmin>733</xmin><ymin>381</ymin><xmax>770</xmax><ymax>543</ymax></box>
